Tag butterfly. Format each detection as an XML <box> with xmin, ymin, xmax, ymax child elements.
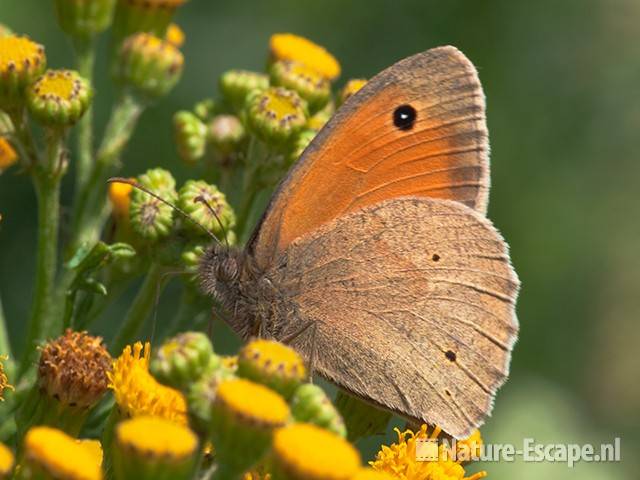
<box><xmin>197</xmin><ymin>45</ymin><xmax>519</xmax><ymax>439</ymax></box>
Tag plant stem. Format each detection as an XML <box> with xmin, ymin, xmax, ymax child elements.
<box><xmin>111</xmin><ymin>263</ymin><xmax>164</xmax><ymax>355</ymax></box>
<box><xmin>68</xmin><ymin>92</ymin><xmax>143</xmax><ymax>255</ymax></box>
<box><xmin>19</xmin><ymin>132</ymin><xmax>65</xmax><ymax>377</ymax></box>
<box><xmin>73</xmin><ymin>35</ymin><xmax>96</xmax><ymax>194</ymax></box>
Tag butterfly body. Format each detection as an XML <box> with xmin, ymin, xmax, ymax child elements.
<box><xmin>199</xmin><ymin>46</ymin><xmax>519</xmax><ymax>438</ymax></box>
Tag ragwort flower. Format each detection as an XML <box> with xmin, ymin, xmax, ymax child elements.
<box><xmin>108</xmin><ymin>342</ymin><xmax>188</xmax><ymax>425</ymax></box>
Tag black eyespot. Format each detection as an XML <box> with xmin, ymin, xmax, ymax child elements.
<box><xmin>445</xmin><ymin>350</ymin><xmax>457</xmax><ymax>362</ymax></box>
<box><xmin>432</xmin><ymin>254</ymin><xmax>440</xmax><ymax>262</ymax></box>
<box><xmin>393</xmin><ymin>104</ymin><xmax>417</xmax><ymax>130</ymax></box>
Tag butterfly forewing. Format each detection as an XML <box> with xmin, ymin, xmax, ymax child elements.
<box><xmin>266</xmin><ymin>197</ymin><xmax>519</xmax><ymax>438</ymax></box>
<box><xmin>250</xmin><ymin>46</ymin><xmax>489</xmax><ymax>267</ymax></box>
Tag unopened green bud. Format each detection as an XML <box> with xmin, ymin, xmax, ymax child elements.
<box><xmin>177</xmin><ymin>180</ymin><xmax>235</xmax><ymax>238</ymax></box>
<box><xmin>288</xmin><ymin>129</ymin><xmax>316</xmax><ymax>165</ymax></box>
<box><xmin>27</xmin><ymin>70</ymin><xmax>92</xmax><ymax>127</ymax></box>
<box><xmin>219</xmin><ymin>69</ymin><xmax>268</xmax><ymax>110</ymax></box>
<box><xmin>246</xmin><ymin>87</ymin><xmax>307</xmax><ymax>146</ymax></box>
<box><xmin>335</xmin><ymin>390</ymin><xmax>392</xmax><ymax>441</ymax></box>
<box><xmin>207</xmin><ymin>114</ymin><xmax>245</xmax><ymax>155</ymax></box>
<box><xmin>192</xmin><ymin>98</ymin><xmax>215</xmax><ymax>121</ymax></box>
<box><xmin>270</xmin><ymin>60</ymin><xmax>331</xmax><ymax>112</ymax></box>
<box><xmin>0</xmin><ymin>35</ymin><xmax>46</xmax><ymax>108</ymax></box>
<box><xmin>237</xmin><ymin>339</ymin><xmax>306</xmax><ymax>400</ymax></box>
<box><xmin>290</xmin><ymin>383</ymin><xmax>346</xmax><ymax>438</ymax></box>
<box><xmin>116</xmin><ymin>32</ymin><xmax>183</xmax><ymax>99</ymax></box>
<box><xmin>129</xmin><ymin>168</ymin><xmax>176</xmax><ymax>241</ymax></box>
<box><xmin>173</xmin><ymin>111</ymin><xmax>206</xmax><ymax>164</ymax></box>
<box><xmin>180</xmin><ymin>242</ymin><xmax>205</xmax><ymax>272</ymax></box>
<box><xmin>150</xmin><ymin>332</ymin><xmax>218</xmax><ymax>391</ymax></box>
<box><xmin>184</xmin><ymin>362</ymin><xmax>235</xmax><ymax>435</ymax></box>
<box><xmin>54</xmin><ymin>0</ymin><xmax>117</xmax><ymax>37</ymax></box>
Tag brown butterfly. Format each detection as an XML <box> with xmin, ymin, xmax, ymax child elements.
<box><xmin>198</xmin><ymin>45</ymin><xmax>519</xmax><ymax>439</ymax></box>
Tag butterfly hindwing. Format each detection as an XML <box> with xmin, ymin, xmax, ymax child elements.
<box><xmin>266</xmin><ymin>197</ymin><xmax>519</xmax><ymax>438</ymax></box>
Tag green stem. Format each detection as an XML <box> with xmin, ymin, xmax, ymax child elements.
<box><xmin>18</xmin><ymin>133</ymin><xmax>65</xmax><ymax>377</ymax></box>
<box><xmin>73</xmin><ymin>35</ymin><xmax>96</xmax><ymax>194</ymax></box>
<box><xmin>111</xmin><ymin>263</ymin><xmax>164</xmax><ymax>355</ymax></box>
<box><xmin>69</xmin><ymin>92</ymin><xmax>144</xmax><ymax>255</ymax></box>
<box><xmin>0</xmin><ymin>296</ymin><xmax>13</xmax><ymax>362</ymax></box>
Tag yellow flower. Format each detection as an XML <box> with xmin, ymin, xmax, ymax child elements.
<box><xmin>108</xmin><ymin>342</ymin><xmax>188</xmax><ymax>425</ymax></box>
<box><xmin>0</xmin><ymin>138</ymin><xmax>17</xmax><ymax>172</ymax></box>
<box><xmin>215</xmin><ymin>378</ymin><xmax>290</xmax><ymax>428</ymax></box>
<box><xmin>244</xmin><ymin>468</ymin><xmax>271</xmax><ymax>480</ymax></box>
<box><xmin>271</xmin><ymin>423</ymin><xmax>361</xmax><ymax>480</ymax></box>
<box><xmin>0</xmin><ymin>36</ymin><xmax>46</xmax><ymax>106</ymax></box>
<box><xmin>238</xmin><ymin>339</ymin><xmax>306</xmax><ymax>399</ymax></box>
<box><xmin>115</xmin><ymin>416</ymin><xmax>197</xmax><ymax>461</ymax></box>
<box><xmin>0</xmin><ymin>355</ymin><xmax>13</xmax><ymax>401</ymax></box>
<box><xmin>340</xmin><ymin>79</ymin><xmax>367</xmax><ymax>104</ymax></box>
<box><xmin>269</xmin><ymin>33</ymin><xmax>340</xmax><ymax>80</ymax></box>
<box><xmin>0</xmin><ymin>36</ymin><xmax>45</xmax><ymax>76</ymax></box>
<box><xmin>76</xmin><ymin>440</ymin><xmax>103</xmax><ymax>468</ymax></box>
<box><xmin>352</xmin><ymin>469</ymin><xmax>397</xmax><ymax>480</ymax></box>
<box><xmin>23</xmin><ymin>426</ymin><xmax>102</xmax><ymax>480</ymax></box>
<box><xmin>455</xmin><ymin>430</ymin><xmax>483</xmax><ymax>463</ymax></box>
<box><xmin>0</xmin><ymin>442</ymin><xmax>14</xmax><ymax>479</ymax></box>
<box><xmin>165</xmin><ymin>23</ymin><xmax>185</xmax><ymax>47</ymax></box>
<box><xmin>108</xmin><ymin>178</ymin><xmax>134</xmax><ymax>219</ymax></box>
<box><xmin>370</xmin><ymin>425</ymin><xmax>487</xmax><ymax>480</ymax></box>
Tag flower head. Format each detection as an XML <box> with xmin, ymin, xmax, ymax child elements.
<box><xmin>27</xmin><ymin>69</ymin><xmax>92</xmax><ymax>127</ymax></box>
<box><xmin>370</xmin><ymin>425</ymin><xmax>487</xmax><ymax>480</ymax></box>
<box><xmin>339</xmin><ymin>79</ymin><xmax>367</xmax><ymax>105</ymax></box>
<box><xmin>108</xmin><ymin>178</ymin><xmax>134</xmax><ymax>220</ymax></box>
<box><xmin>352</xmin><ymin>469</ymin><xmax>397</xmax><ymax>480</ymax></box>
<box><xmin>23</xmin><ymin>426</ymin><xmax>102</xmax><ymax>480</ymax></box>
<box><xmin>38</xmin><ymin>329</ymin><xmax>112</xmax><ymax>409</ymax></box>
<box><xmin>0</xmin><ymin>138</ymin><xmax>18</xmax><ymax>173</ymax></box>
<box><xmin>271</xmin><ymin>423</ymin><xmax>361</xmax><ymax>480</ymax></box>
<box><xmin>207</xmin><ymin>114</ymin><xmax>246</xmax><ymax>156</ymax></box>
<box><xmin>237</xmin><ymin>339</ymin><xmax>306</xmax><ymax>399</ymax></box>
<box><xmin>113</xmin><ymin>0</ymin><xmax>188</xmax><ymax>41</ymax></box>
<box><xmin>210</xmin><ymin>378</ymin><xmax>290</xmax><ymax>474</ymax></box>
<box><xmin>116</xmin><ymin>32</ymin><xmax>183</xmax><ymax>99</ymax></box>
<box><xmin>165</xmin><ymin>23</ymin><xmax>185</xmax><ymax>47</ymax></box>
<box><xmin>246</xmin><ymin>87</ymin><xmax>308</xmax><ymax>145</ymax></box>
<box><xmin>129</xmin><ymin>168</ymin><xmax>177</xmax><ymax>241</ymax></box>
<box><xmin>108</xmin><ymin>342</ymin><xmax>188</xmax><ymax>425</ymax></box>
<box><xmin>177</xmin><ymin>180</ymin><xmax>235</xmax><ymax>238</ymax></box>
<box><xmin>150</xmin><ymin>331</ymin><xmax>218</xmax><ymax>390</ymax></box>
<box><xmin>270</xmin><ymin>60</ymin><xmax>331</xmax><ymax>112</ymax></box>
<box><xmin>269</xmin><ymin>33</ymin><xmax>340</xmax><ymax>80</ymax></box>
<box><xmin>219</xmin><ymin>69</ymin><xmax>269</xmax><ymax>110</ymax></box>
<box><xmin>0</xmin><ymin>35</ymin><xmax>46</xmax><ymax>107</ymax></box>
<box><xmin>114</xmin><ymin>416</ymin><xmax>197</xmax><ymax>480</ymax></box>
<box><xmin>0</xmin><ymin>442</ymin><xmax>13</xmax><ymax>479</ymax></box>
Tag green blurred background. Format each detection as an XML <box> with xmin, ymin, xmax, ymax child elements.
<box><xmin>1</xmin><ymin>0</ymin><xmax>637</xmax><ymax>477</ymax></box>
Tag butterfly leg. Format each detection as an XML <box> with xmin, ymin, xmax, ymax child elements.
<box><xmin>279</xmin><ymin>320</ymin><xmax>319</xmax><ymax>381</ymax></box>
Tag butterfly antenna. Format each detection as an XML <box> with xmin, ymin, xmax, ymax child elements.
<box><xmin>107</xmin><ymin>177</ymin><xmax>220</xmax><ymax>243</ymax></box>
<box><xmin>194</xmin><ymin>195</ymin><xmax>230</xmax><ymax>248</ymax></box>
